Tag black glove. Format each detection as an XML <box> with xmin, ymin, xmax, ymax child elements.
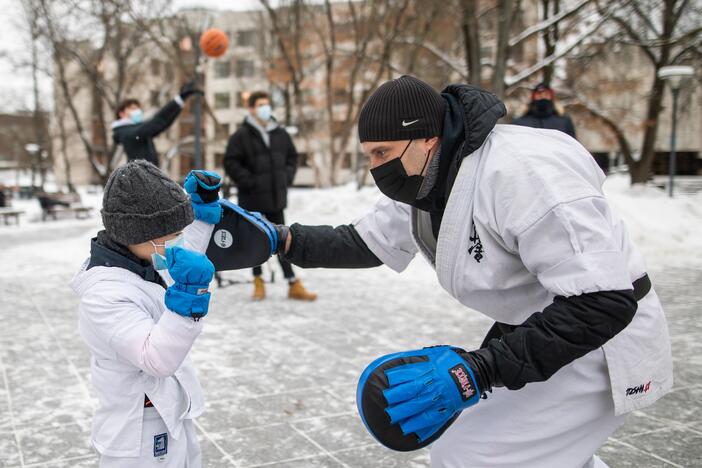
<box><xmin>179</xmin><ymin>79</ymin><xmax>203</xmax><ymax>100</ymax></box>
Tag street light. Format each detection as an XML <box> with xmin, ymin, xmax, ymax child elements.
<box><xmin>657</xmin><ymin>65</ymin><xmax>694</xmax><ymax>197</ymax></box>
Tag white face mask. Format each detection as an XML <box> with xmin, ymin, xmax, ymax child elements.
<box><xmin>150</xmin><ymin>233</ymin><xmax>185</xmax><ymax>271</ymax></box>
<box><xmin>255</xmin><ymin>104</ymin><xmax>272</xmax><ymax>122</ymax></box>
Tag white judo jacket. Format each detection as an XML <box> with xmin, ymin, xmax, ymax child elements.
<box><xmin>354</xmin><ymin>124</ymin><xmax>673</xmax><ymax>415</ymax></box>
<box><xmin>70</xmin><ymin>221</ymin><xmax>213</xmax><ymax>457</ymax></box>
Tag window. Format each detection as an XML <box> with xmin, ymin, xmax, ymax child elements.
<box><xmin>150</xmin><ymin>90</ymin><xmax>160</xmax><ymax>107</ymax></box>
<box><xmin>237</xmin><ymin>30</ymin><xmax>256</xmax><ymax>47</ymax></box>
<box><xmin>164</xmin><ymin>62</ymin><xmax>174</xmax><ymax>78</ymax></box>
<box><xmin>214</xmin><ymin>92</ymin><xmax>231</xmax><ymax>109</ymax></box>
<box><xmin>236</xmin><ymin>59</ymin><xmax>255</xmax><ymax>78</ymax></box>
<box><xmin>236</xmin><ymin>91</ymin><xmax>250</xmax><ymax>108</ymax></box>
<box><xmin>214</xmin><ymin>61</ymin><xmax>231</xmax><ymax>78</ymax></box>
<box><xmin>215</xmin><ymin>152</ymin><xmax>225</xmax><ymax>167</ymax></box>
<box><xmin>215</xmin><ymin>123</ymin><xmax>230</xmax><ymax>140</ymax></box>
<box><xmin>150</xmin><ymin>59</ymin><xmax>161</xmax><ymax>76</ymax></box>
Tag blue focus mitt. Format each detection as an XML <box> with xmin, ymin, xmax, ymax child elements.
<box><xmin>356</xmin><ymin>346</ymin><xmax>481</xmax><ymax>452</ymax></box>
<box><xmin>184</xmin><ymin>170</ymin><xmax>223</xmax><ymax>224</ymax></box>
<box><xmin>206</xmin><ymin>199</ymin><xmax>288</xmax><ymax>271</ymax></box>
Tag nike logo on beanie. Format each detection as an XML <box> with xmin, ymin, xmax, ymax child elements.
<box><xmin>402</xmin><ymin>119</ymin><xmax>420</xmax><ymax>127</ymax></box>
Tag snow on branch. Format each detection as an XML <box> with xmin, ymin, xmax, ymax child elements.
<box><xmin>509</xmin><ymin>0</ymin><xmax>592</xmax><ymax>48</ymax></box>
<box><xmin>505</xmin><ymin>8</ymin><xmax>612</xmax><ymax>87</ymax></box>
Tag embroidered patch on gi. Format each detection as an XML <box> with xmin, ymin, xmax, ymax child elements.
<box><xmin>154</xmin><ymin>433</ymin><xmax>168</xmax><ymax>458</ymax></box>
<box><xmin>468</xmin><ymin>220</ymin><xmax>484</xmax><ymax>263</ymax></box>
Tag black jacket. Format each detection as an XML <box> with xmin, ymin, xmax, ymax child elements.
<box><xmin>112</xmin><ymin>99</ymin><xmax>183</xmax><ymax>167</ymax></box>
<box><xmin>283</xmin><ymin>84</ymin><xmax>637</xmax><ymax>394</ymax></box>
<box><xmin>512</xmin><ymin>100</ymin><xmax>577</xmax><ymax>139</ymax></box>
<box><xmin>223</xmin><ymin>119</ymin><xmax>298</xmax><ymax>213</ymax></box>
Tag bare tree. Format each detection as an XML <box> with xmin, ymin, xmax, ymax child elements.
<box><xmin>32</xmin><ymin>0</ymin><xmax>168</xmax><ymax>185</ymax></box>
<box><xmin>568</xmin><ymin>0</ymin><xmax>701</xmax><ymax>184</ymax></box>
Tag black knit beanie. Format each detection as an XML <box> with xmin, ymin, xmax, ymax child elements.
<box><xmin>101</xmin><ymin>160</ymin><xmax>194</xmax><ymax>245</ymax></box>
<box><xmin>358</xmin><ymin>75</ymin><xmax>446</xmax><ymax>142</ymax></box>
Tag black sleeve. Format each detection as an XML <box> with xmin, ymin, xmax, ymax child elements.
<box><xmin>284</xmin><ymin>223</ymin><xmax>383</xmax><ymax>269</ymax></box>
<box><xmin>285</xmin><ymin>133</ymin><xmax>298</xmax><ymax>187</ymax></box>
<box><xmin>137</xmin><ymin>99</ymin><xmax>183</xmax><ymax>138</ymax></box>
<box><xmin>223</xmin><ymin>131</ymin><xmax>256</xmax><ymax>191</ymax></box>
<box><xmin>459</xmin><ymin>289</ymin><xmax>637</xmax><ymax>393</ymax></box>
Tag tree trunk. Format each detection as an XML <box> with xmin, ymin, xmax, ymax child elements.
<box><xmin>461</xmin><ymin>0</ymin><xmax>481</xmax><ymax>86</ymax></box>
<box><xmin>629</xmin><ymin>74</ymin><xmax>666</xmax><ymax>184</ymax></box>
<box><xmin>492</xmin><ymin>0</ymin><xmax>514</xmax><ymax>97</ymax></box>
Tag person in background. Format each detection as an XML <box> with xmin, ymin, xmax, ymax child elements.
<box><xmin>112</xmin><ymin>80</ymin><xmax>202</xmax><ymax>167</ymax></box>
<box><xmin>223</xmin><ymin>91</ymin><xmax>316</xmax><ymax>302</ymax></box>
<box><xmin>512</xmin><ymin>82</ymin><xmax>577</xmax><ymax>139</ymax></box>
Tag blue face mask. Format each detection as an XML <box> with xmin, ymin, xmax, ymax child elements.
<box><xmin>150</xmin><ymin>233</ymin><xmax>185</xmax><ymax>271</ymax></box>
<box><xmin>255</xmin><ymin>104</ymin><xmax>272</xmax><ymax>122</ymax></box>
<box><xmin>129</xmin><ymin>108</ymin><xmax>144</xmax><ymax>124</ymax></box>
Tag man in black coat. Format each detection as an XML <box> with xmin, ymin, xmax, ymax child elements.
<box><xmin>512</xmin><ymin>82</ymin><xmax>576</xmax><ymax>139</ymax></box>
<box><xmin>112</xmin><ymin>80</ymin><xmax>202</xmax><ymax>167</ymax></box>
<box><xmin>224</xmin><ymin>91</ymin><xmax>316</xmax><ymax>302</ymax></box>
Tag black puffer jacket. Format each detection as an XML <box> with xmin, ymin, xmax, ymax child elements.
<box><xmin>512</xmin><ymin>100</ymin><xmax>577</xmax><ymax>139</ymax></box>
<box><xmin>223</xmin><ymin>118</ymin><xmax>298</xmax><ymax>213</ymax></box>
<box><xmin>112</xmin><ymin>99</ymin><xmax>183</xmax><ymax>167</ymax></box>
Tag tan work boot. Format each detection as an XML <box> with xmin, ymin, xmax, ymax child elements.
<box><xmin>288</xmin><ymin>279</ymin><xmax>317</xmax><ymax>301</ymax></box>
<box><xmin>252</xmin><ymin>277</ymin><xmax>265</xmax><ymax>301</ymax></box>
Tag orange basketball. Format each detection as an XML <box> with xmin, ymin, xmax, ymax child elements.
<box><xmin>199</xmin><ymin>28</ymin><xmax>228</xmax><ymax>58</ymax></box>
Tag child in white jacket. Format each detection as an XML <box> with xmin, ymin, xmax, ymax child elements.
<box><xmin>71</xmin><ymin>161</ymin><xmax>215</xmax><ymax>468</ymax></box>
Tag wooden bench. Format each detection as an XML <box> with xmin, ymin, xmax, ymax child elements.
<box><xmin>37</xmin><ymin>193</ymin><xmax>92</xmax><ymax>221</ymax></box>
<box><xmin>0</xmin><ymin>208</ymin><xmax>24</xmax><ymax>225</ymax></box>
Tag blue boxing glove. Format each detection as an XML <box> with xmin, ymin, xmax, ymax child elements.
<box><xmin>357</xmin><ymin>346</ymin><xmax>481</xmax><ymax>452</ymax></box>
<box><xmin>184</xmin><ymin>170</ymin><xmax>223</xmax><ymax>224</ymax></box>
<box><xmin>164</xmin><ymin>246</ymin><xmax>215</xmax><ymax>320</ymax></box>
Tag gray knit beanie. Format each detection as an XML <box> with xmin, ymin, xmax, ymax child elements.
<box><xmin>102</xmin><ymin>160</ymin><xmax>194</xmax><ymax>245</ymax></box>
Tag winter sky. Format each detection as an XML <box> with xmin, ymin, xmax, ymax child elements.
<box><xmin>0</xmin><ymin>0</ymin><xmax>263</xmax><ymax>113</ymax></box>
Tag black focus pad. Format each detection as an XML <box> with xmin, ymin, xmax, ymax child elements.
<box><xmin>206</xmin><ymin>204</ymin><xmax>272</xmax><ymax>272</ymax></box>
<box><xmin>358</xmin><ymin>355</ymin><xmax>459</xmax><ymax>452</ymax></box>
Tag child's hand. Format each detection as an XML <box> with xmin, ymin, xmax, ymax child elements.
<box><xmin>164</xmin><ymin>246</ymin><xmax>215</xmax><ymax>320</ymax></box>
<box><xmin>184</xmin><ymin>170</ymin><xmax>222</xmax><ymax>224</ymax></box>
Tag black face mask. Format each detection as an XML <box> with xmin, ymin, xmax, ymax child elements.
<box><xmin>370</xmin><ymin>140</ymin><xmax>431</xmax><ymax>205</ymax></box>
<box><xmin>533</xmin><ymin>99</ymin><xmax>555</xmax><ymax>116</ymax></box>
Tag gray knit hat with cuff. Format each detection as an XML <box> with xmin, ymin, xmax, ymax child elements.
<box><xmin>102</xmin><ymin>160</ymin><xmax>194</xmax><ymax>246</ymax></box>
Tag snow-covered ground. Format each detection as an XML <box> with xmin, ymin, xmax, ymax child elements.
<box><xmin>0</xmin><ymin>177</ymin><xmax>700</xmax><ymax>467</ymax></box>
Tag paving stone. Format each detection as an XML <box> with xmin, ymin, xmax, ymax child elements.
<box><xmin>16</xmin><ymin>422</ymin><xmax>93</xmax><ymax>466</ymax></box>
<box><xmin>623</xmin><ymin>427</ymin><xmax>702</xmax><ymax>467</ymax></box>
<box><xmin>0</xmin><ymin>432</ymin><xmax>21</xmax><ymax>468</ymax></box>
<box><xmin>211</xmin><ymin>423</ymin><xmax>322</xmax><ymax>466</ymax></box>
<box><xmin>597</xmin><ymin>439</ymin><xmax>673</xmax><ymax>467</ymax></box>
<box><xmin>293</xmin><ymin>414</ymin><xmax>371</xmax><ymax>453</ymax></box>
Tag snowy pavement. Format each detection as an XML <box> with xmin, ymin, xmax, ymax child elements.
<box><xmin>0</xmin><ymin>179</ymin><xmax>701</xmax><ymax>467</ymax></box>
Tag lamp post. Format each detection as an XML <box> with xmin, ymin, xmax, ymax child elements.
<box><xmin>657</xmin><ymin>65</ymin><xmax>694</xmax><ymax>197</ymax></box>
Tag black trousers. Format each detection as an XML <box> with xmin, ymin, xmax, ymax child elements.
<box><xmin>252</xmin><ymin>210</ymin><xmax>295</xmax><ymax>280</ymax></box>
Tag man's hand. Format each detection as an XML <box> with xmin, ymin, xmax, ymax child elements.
<box><xmin>179</xmin><ymin>79</ymin><xmax>204</xmax><ymax>100</ymax></box>
<box><xmin>357</xmin><ymin>345</ymin><xmax>482</xmax><ymax>451</ymax></box>
<box><xmin>184</xmin><ymin>170</ymin><xmax>222</xmax><ymax>224</ymax></box>
<box><xmin>164</xmin><ymin>246</ymin><xmax>215</xmax><ymax>320</ymax></box>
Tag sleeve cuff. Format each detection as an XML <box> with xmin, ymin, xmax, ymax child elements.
<box><xmin>538</xmin><ymin>250</ymin><xmax>634</xmax><ymax>297</ymax></box>
<box><xmin>353</xmin><ymin>217</ymin><xmax>415</xmax><ymax>273</ymax></box>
